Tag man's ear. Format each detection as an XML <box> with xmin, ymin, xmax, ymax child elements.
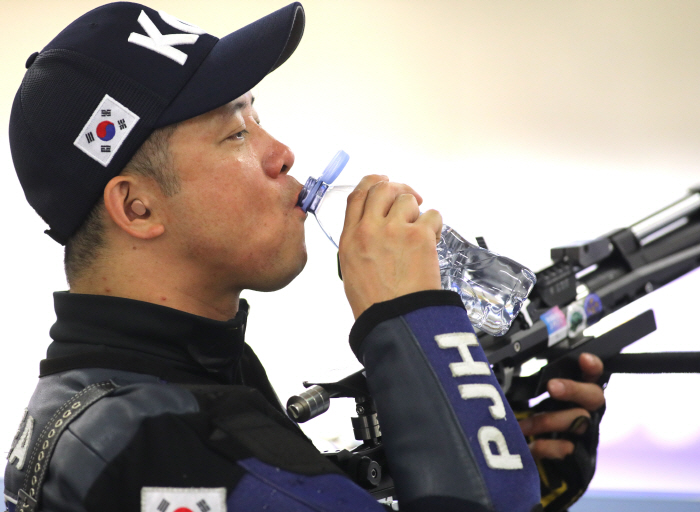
<box><xmin>103</xmin><ymin>175</ymin><xmax>165</xmax><ymax>239</ymax></box>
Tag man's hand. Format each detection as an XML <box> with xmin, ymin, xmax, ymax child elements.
<box><xmin>518</xmin><ymin>353</ymin><xmax>606</xmax><ymax>460</ymax></box>
<box><xmin>338</xmin><ymin>175</ymin><xmax>443</xmax><ymax>319</ymax></box>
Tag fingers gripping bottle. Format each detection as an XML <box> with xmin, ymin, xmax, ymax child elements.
<box><xmin>297</xmin><ymin>151</ymin><xmax>536</xmax><ymax>336</ymax></box>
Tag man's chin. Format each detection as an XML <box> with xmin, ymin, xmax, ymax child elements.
<box><xmin>254</xmin><ymin>250</ymin><xmax>307</xmax><ymax>292</ymax></box>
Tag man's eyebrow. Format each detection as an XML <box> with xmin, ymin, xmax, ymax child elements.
<box><xmin>219</xmin><ymin>96</ymin><xmax>256</xmax><ymax>124</ymax></box>
<box><xmin>231</xmin><ymin>95</ymin><xmax>255</xmax><ymax>113</ymax></box>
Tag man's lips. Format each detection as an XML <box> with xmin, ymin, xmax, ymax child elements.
<box><xmin>295</xmin><ymin>204</ymin><xmax>308</xmax><ymax>220</ymax></box>
<box><xmin>293</xmin><ymin>188</ymin><xmax>307</xmax><ymax>218</ymax></box>
<box><xmin>293</xmin><ymin>181</ymin><xmax>307</xmax><ymax>212</ymax></box>
<box><xmin>294</xmin><ymin>185</ymin><xmax>305</xmax><ymax>209</ymax></box>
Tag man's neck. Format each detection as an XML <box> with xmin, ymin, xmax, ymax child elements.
<box><xmin>70</xmin><ymin>254</ymin><xmax>241</xmax><ymax>321</ymax></box>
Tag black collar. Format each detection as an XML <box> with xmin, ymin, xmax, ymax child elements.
<box><xmin>42</xmin><ymin>293</ymin><xmax>276</xmax><ymax>400</ymax></box>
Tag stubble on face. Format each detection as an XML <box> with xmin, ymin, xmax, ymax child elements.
<box><xmin>161</xmin><ymin>94</ymin><xmax>308</xmax><ymax>297</ymax></box>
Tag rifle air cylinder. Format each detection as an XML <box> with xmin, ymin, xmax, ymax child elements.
<box><xmin>286</xmin><ymin>386</ymin><xmax>330</xmax><ymax>423</ymax></box>
<box><xmin>631</xmin><ymin>192</ymin><xmax>700</xmax><ymax>244</ymax></box>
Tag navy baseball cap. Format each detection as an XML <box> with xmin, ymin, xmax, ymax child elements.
<box><xmin>9</xmin><ymin>2</ymin><xmax>305</xmax><ymax>244</ymax></box>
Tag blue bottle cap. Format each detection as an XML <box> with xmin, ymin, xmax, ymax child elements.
<box><xmin>298</xmin><ymin>151</ymin><xmax>350</xmax><ymax>213</ymax></box>
<box><xmin>319</xmin><ymin>150</ymin><xmax>350</xmax><ymax>184</ymax></box>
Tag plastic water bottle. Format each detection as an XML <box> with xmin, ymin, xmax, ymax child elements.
<box><xmin>298</xmin><ymin>151</ymin><xmax>536</xmax><ymax>336</ymax></box>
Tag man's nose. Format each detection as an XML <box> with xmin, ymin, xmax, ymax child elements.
<box><xmin>261</xmin><ymin>130</ymin><xmax>295</xmax><ymax>178</ymax></box>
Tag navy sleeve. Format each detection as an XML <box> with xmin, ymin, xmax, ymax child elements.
<box><xmin>350</xmin><ymin>290</ymin><xmax>542</xmax><ymax>512</ymax></box>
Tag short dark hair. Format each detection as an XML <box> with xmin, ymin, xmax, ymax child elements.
<box><xmin>64</xmin><ymin>124</ymin><xmax>180</xmax><ymax>286</ymax></box>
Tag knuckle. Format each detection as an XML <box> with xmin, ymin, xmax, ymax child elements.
<box><xmin>530</xmin><ymin>439</ymin><xmax>574</xmax><ymax>460</ymax></box>
<box><xmin>359</xmin><ymin>174</ymin><xmax>387</xmax><ymax>186</ymax></box>
<box><xmin>347</xmin><ymin>189</ymin><xmax>366</xmax><ymax>204</ymax></box>
<box><xmin>404</xmin><ymin>226</ymin><xmax>424</xmax><ymax>244</ymax></box>
<box><xmin>559</xmin><ymin>379</ymin><xmax>573</xmax><ymax>394</ymax></box>
<box><xmin>367</xmin><ymin>180</ymin><xmax>390</xmax><ymax>197</ymax></box>
<box><xmin>383</xmin><ymin>181</ymin><xmax>406</xmax><ymax>195</ymax></box>
<box><xmin>532</xmin><ymin>413</ymin><xmax>556</xmax><ymax>433</ymax></box>
<box><xmin>565</xmin><ymin>410</ymin><xmax>591</xmax><ymax>430</ymax></box>
<box><xmin>353</xmin><ymin>223</ymin><xmax>374</xmax><ymax>245</ymax></box>
<box><xmin>557</xmin><ymin>440</ymin><xmax>575</xmax><ymax>458</ymax></box>
<box><xmin>423</xmin><ymin>208</ymin><xmax>443</xmax><ymax>224</ymax></box>
<box><xmin>570</xmin><ymin>407</ymin><xmax>590</xmax><ymax>418</ymax></box>
<box><xmin>384</xmin><ymin>222</ymin><xmax>402</xmax><ymax>239</ymax></box>
<box><xmin>398</xmin><ymin>192</ymin><xmax>417</xmax><ymax>204</ymax></box>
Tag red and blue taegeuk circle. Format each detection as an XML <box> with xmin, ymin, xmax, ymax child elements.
<box><xmin>96</xmin><ymin>121</ymin><xmax>116</xmax><ymax>141</ymax></box>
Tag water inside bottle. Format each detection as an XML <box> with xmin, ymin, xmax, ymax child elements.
<box><xmin>438</xmin><ymin>226</ymin><xmax>536</xmax><ymax>336</ymax></box>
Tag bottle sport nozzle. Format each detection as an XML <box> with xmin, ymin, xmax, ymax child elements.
<box><xmin>298</xmin><ymin>150</ymin><xmax>350</xmax><ymax>213</ymax></box>
<box><xmin>320</xmin><ymin>150</ymin><xmax>350</xmax><ymax>185</ymax></box>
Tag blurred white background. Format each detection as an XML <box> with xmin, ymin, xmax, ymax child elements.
<box><xmin>2</xmin><ymin>0</ymin><xmax>700</xmax><ymax>494</ymax></box>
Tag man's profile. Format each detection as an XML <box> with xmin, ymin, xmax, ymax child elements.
<box><xmin>3</xmin><ymin>3</ymin><xmax>603</xmax><ymax>512</ymax></box>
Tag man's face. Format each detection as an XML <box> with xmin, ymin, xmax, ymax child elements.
<box><xmin>162</xmin><ymin>92</ymin><xmax>307</xmax><ymax>293</ymax></box>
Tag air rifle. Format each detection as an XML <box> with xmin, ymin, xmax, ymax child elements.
<box><xmin>482</xmin><ymin>185</ymin><xmax>700</xmax><ymax>403</ymax></box>
<box><xmin>287</xmin><ymin>186</ymin><xmax>700</xmax><ymax>498</ymax></box>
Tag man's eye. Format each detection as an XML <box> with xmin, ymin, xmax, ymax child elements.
<box><xmin>229</xmin><ymin>130</ymin><xmax>247</xmax><ymax>141</ymax></box>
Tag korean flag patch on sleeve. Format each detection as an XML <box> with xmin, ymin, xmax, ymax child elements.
<box><xmin>141</xmin><ymin>487</ymin><xmax>225</xmax><ymax>512</ymax></box>
<box><xmin>73</xmin><ymin>94</ymin><xmax>140</xmax><ymax>167</ymax></box>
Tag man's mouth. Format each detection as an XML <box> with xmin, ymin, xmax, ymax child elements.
<box><xmin>295</xmin><ymin>187</ymin><xmax>307</xmax><ymax>210</ymax></box>
<box><xmin>295</xmin><ymin>204</ymin><xmax>308</xmax><ymax>219</ymax></box>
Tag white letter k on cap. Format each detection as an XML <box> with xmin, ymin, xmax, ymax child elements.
<box><xmin>128</xmin><ymin>10</ymin><xmax>202</xmax><ymax>65</ymax></box>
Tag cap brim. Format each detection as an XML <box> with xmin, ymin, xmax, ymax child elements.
<box><xmin>155</xmin><ymin>2</ymin><xmax>304</xmax><ymax>127</ymax></box>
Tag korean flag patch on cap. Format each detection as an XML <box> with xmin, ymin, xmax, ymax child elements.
<box><xmin>74</xmin><ymin>94</ymin><xmax>140</xmax><ymax>166</ymax></box>
<box><xmin>141</xmin><ymin>487</ymin><xmax>225</xmax><ymax>512</ymax></box>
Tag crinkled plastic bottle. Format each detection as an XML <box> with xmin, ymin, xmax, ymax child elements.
<box><xmin>298</xmin><ymin>151</ymin><xmax>536</xmax><ymax>336</ymax></box>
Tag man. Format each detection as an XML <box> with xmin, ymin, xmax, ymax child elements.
<box><xmin>4</xmin><ymin>3</ymin><xmax>604</xmax><ymax>512</ymax></box>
